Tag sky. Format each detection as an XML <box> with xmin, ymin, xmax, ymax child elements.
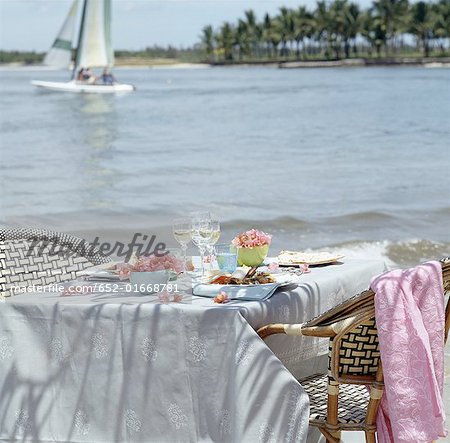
<box><xmin>0</xmin><ymin>0</ymin><xmax>372</xmax><ymax>52</ymax></box>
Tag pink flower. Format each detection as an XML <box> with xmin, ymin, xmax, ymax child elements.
<box><xmin>116</xmin><ymin>263</ymin><xmax>132</xmax><ymax>280</ymax></box>
<box><xmin>231</xmin><ymin>229</ymin><xmax>272</xmax><ymax>248</ymax></box>
<box><xmin>185</xmin><ymin>259</ymin><xmax>195</xmax><ymax>272</ymax></box>
<box><xmin>268</xmin><ymin>262</ymin><xmax>279</xmax><ymax>271</ymax></box>
<box><xmin>300</xmin><ymin>264</ymin><xmax>310</xmax><ymax>273</ymax></box>
<box><xmin>213</xmin><ymin>291</ymin><xmax>230</xmax><ymax>304</ymax></box>
<box><xmin>158</xmin><ymin>291</ymin><xmax>170</xmax><ymax>304</ymax></box>
<box><xmin>117</xmin><ymin>253</ymin><xmax>185</xmax><ymax>275</ymax></box>
<box><xmin>173</xmin><ymin>293</ymin><xmax>183</xmax><ymax>303</ymax></box>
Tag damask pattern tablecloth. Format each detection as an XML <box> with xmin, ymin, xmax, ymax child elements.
<box><xmin>0</xmin><ymin>259</ymin><xmax>386</xmax><ymax>442</ymax></box>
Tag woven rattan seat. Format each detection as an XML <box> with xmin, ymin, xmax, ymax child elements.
<box><xmin>302</xmin><ymin>374</ymin><xmax>369</xmax><ymax>427</ymax></box>
<box><xmin>0</xmin><ymin>228</ymin><xmax>111</xmax><ymax>298</ymax></box>
<box><xmin>258</xmin><ymin>257</ymin><xmax>450</xmax><ymax>443</ymax></box>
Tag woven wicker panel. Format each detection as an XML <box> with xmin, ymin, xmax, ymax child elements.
<box><xmin>0</xmin><ymin>229</ymin><xmax>111</xmax><ymax>298</ymax></box>
<box><xmin>336</xmin><ymin>318</ymin><xmax>379</xmax><ymax>377</ymax></box>
<box><xmin>301</xmin><ymin>374</ymin><xmax>369</xmax><ymax>425</ymax></box>
<box><xmin>0</xmin><ymin>228</ymin><xmax>110</xmax><ymax>265</ymax></box>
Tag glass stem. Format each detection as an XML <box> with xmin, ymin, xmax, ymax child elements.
<box><xmin>207</xmin><ymin>245</ymin><xmax>213</xmax><ymax>271</ymax></box>
<box><xmin>199</xmin><ymin>247</ymin><xmax>205</xmax><ymax>277</ymax></box>
<box><xmin>181</xmin><ymin>244</ymin><xmax>187</xmax><ymax>273</ymax></box>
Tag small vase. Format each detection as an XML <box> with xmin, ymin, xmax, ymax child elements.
<box><xmin>237</xmin><ymin>244</ymin><xmax>269</xmax><ymax>267</ymax></box>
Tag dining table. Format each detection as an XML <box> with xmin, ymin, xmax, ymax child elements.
<box><xmin>0</xmin><ymin>258</ymin><xmax>387</xmax><ymax>443</ymax></box>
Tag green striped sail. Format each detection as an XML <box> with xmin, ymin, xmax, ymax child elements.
<box><xmin>43</xmin><ymin>0</ymin><xmax>78</xmax><ymax>68</ymax></box>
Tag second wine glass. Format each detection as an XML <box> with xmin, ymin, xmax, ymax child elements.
<box><xmin>206</xmin><ymin>220</ymin><xmax>221</xmax><ymax>270</ymax></box>
<box><xmin>191</xmin><ymin>218</ymin><xmax>212</xmax><ymax>277</ymax></box>
<box><xmin>172</xmin><ymin>218</ymin><xmax>192</xmax><ymax>272</ymax></box>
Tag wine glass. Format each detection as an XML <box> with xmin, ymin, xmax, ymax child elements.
<box><xmin>191</xmin><ymin>218</ymin><xmax>212</xmax><ymax>277</ymax></box>
<box><xmin>206</xmin><ymin>220</ymin><xmax>221</xmax><ymax>269</ymax></box>
<box><xmin>172</xmin><ymin>218</ymin><xmax>191</xmax><ymax>272</ymax></box>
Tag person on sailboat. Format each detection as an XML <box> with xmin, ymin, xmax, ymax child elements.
<box><xmin>101</xmin><ymin>68</ymin><xmax>116</xmax><ymax>85</ymax></box>
<box><xmin>82</xmin><ymin>67</ymin><xmax>96</xmax><ymax>84</ymax></box>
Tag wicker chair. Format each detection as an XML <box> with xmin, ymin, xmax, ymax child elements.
<box><xmin>0</xmin><ymin>228</ymin><xmax>111</xmax><ymax>298</ymax></box>
<box><xmin>257</xmin><ymin>257</ymin><xmax>450</xmax><ymax>443</ymax></box>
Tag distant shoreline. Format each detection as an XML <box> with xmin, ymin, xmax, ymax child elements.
<box><xmin>1</xmin><ymin>56</ymin><xmax>449</xmax><ymax>69</ymax></box>
<box><xmin>214</xmin><ymin>57</ymin><xmax>450</xmax><ymax>69</ymax></box>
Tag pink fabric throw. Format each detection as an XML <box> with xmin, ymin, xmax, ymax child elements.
<box><xmin>371</xmin><ymin>261</ymin><xmax>447</xmax><ymax>443</ymax></box>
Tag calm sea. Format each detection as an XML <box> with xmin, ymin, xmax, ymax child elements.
<box><xmin>1</xmin><ymin>66</ymin><xmax>449</xmax><ymax>265</ymax></box>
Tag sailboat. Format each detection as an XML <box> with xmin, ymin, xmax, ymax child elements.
<box><xmin>31</xmin><ymin>0</ymin><xmax>135</xmax><ymax>93</ymax></box>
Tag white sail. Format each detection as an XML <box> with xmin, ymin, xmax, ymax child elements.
<box><xmin>43</xmin><ymin>0</ymin><xmax>79</xmax><ymax>68</ymax></box>
<box><xmin>76</xmin><ymin>0</ymin><xmax>114</xmax><ymax>69</ymax></box>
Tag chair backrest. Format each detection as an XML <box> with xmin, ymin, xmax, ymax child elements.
<box><xmin>0</xmin><ymin>228</ymin><xmax>111</xmax><ymax>298</ymax></box>
<box><xmin>303</xmin><ymin>257</ymin><xmax>450</xmax><ymax>385</ymax></box>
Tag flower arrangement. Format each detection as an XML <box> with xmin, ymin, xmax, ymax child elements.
<box><xmin>231</xmin><ymin>229</ymin><xmax>272</xmax><ymax>249</ymax></box>
<box><xmin>117</xmin><ymin>254</ymin><xmax>184</xmax><ymax>280</ymax></box>
<box><xmin>232</xmin><ymin>229</ymin><xmax>272</xmax><ymax>267</ymax></box>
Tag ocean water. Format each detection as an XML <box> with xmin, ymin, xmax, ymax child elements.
<box><xmin>0</xmin><ymin>66</ymin><xmax>449</xmax><ymax>266</ymax></box>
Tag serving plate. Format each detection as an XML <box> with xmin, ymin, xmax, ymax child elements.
<box><xmin>278</xmin><ymin>251</ymin><xmax>345</xmax><ymax>266</ymax></box>
<box><xmin>193</xmin><ymin>271</ymin><xmax>302</xmax><ymax>301</ymax></box>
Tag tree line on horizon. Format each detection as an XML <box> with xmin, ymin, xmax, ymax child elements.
<box><xmin>200</xmin><ymin>0</ymin><xmax>450</xmax><ymax>62</ymax></box>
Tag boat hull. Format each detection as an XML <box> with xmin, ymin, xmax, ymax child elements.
<box><xmin>31</xmin><ymin>80</ymin><xmax>135</xmax><ymax>94</ymax></box>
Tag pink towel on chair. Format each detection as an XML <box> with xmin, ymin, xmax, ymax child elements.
<box><xmin>371</xmin><ymin>261</ymin><xmax>447</xmax><ymax>443</ymax></box>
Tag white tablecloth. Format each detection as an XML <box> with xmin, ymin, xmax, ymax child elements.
<box><xmin>0</xmin><ymin>259</ymin><xmax>386</xmax><ymax>442</ymax></box>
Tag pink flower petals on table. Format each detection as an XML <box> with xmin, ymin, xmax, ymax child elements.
<box><xmin>185</xmin><ymin>259</ymin><xmax>195</xmax><ymax>272</ymax></box>
<box><xmin>231</xmin><ymin>229</ymin><xmax>272</xmax><ymax>248</ymax></box>
<box><xmin>173</xmin><ymin>293</ymin><xmax>184</xmax><ymax>303</ymax></box>
<box><xmin>116</xmin><ymin>254</ymin><xmax>184</xmax><ymax>280</ymax></box>
<box><xmin>158</xmin><ymin>291</ymin><xmax>184</xmax><ymax>304</ymax></box>
<box><xmin>213</xmin><ymin>291</ymin><xmax>230</xmax><ymax>304</ymax></box>
<box><xmin>299</xmin><ymin>264</ymin><xmax>310</xmax><ymax>273</ymax></box>
<box><xmin>268</xmin><ymin>262</ymin><xmax>279</xmax><ymax>271</ymax></box>
<box><xmin>116</xmin><ymin>263</ymin><xmax>132</xmax><ymax>280</ymax></box>
<box><xmin>158</xmin><ymin>291</ymin><xmax>170</xmax><ymax>303</ymax></box>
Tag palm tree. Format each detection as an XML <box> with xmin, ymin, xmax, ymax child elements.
<box><xmin>432</xmin><ymin>0</ymin><xmax>450</xmax><ymax>53</ymax></box>
<box><xmin>329</xmin><ymin>0</ymin><xmax>349</xmax><ymax>59</ymax></box>
<box><xmin>253</xmin><ymin>22</ymin><xmax>264</xmax><ymax>58</ymax></box>
<box><xmin>236</xmin><ymin>19</ymin><xmax>250</xmax><ymax>59</ymax></box>
<box><xmin>278</xmin><ymin>7</ymin><xmax>295</xmax><ymax>57</ymax></box>
<box><xmin>216</xmin><ymin>22</ymin><xmax>234</xmax><ymax>61</ymax></box>
<box><xmin>315</xmin><ymin>1</ymin><xmax>332</xmax><ymax>58</ymax></box>
<box><xmin>409</xmin><ymin>1</ymin><xmax>433</xmax><ymax>56</ymax></box>
<box><xmin>371</xmin><ymin>0</ymin><xmax>409</xmax><ymax>54</ymax></box>
<box><xmin>361</xmin><ymin>10</ymin><xmax>387</xmax><ymax>57</ymax></box>
<box><xmin>342</xmin><ymin>2</ymin><xmax>361</xmax><ymax>58</ymax></box>
<box><xmin>262</xmin><ymin>13</ymin><xmax>282</xmax><ymax>58</ymax></box>
<box><xmin>293</xmin><ymin>6</ymin><xmax>314</xmax><ymax>59</ymax></box>
<box><xmin>201</xmin><ymin>25</ymin><xmax>214</xmax><ymax>61</ymax></box>
<box><xmin>242</xmin><ymin>10</ymin><xmax>258</xmax><ymax>57</ymax></box>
